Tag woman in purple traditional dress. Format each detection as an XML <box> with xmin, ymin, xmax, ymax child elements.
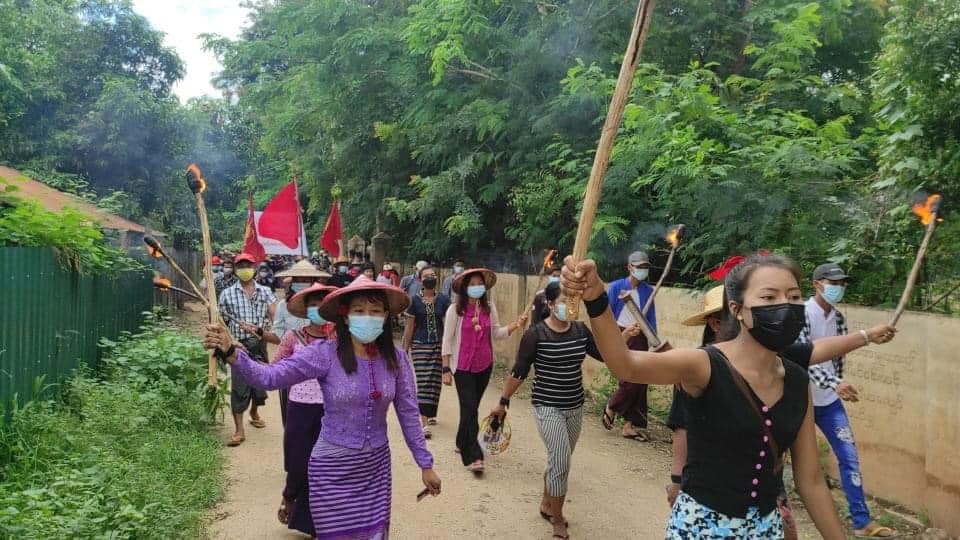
<box><xmin>205</xmin><ymin>277</ymin><xmax>441</xmax><ymax>539</ymax></box>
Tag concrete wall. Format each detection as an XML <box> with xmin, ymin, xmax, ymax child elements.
<box><xmin>486</xmin><ymin>274</ymin><xmax>960</xmax><ymax>536</ymax></box>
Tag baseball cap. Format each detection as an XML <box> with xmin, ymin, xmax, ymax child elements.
<box><xmin>812</xmin><ymin>263</ymin><xmax>850</xmax><ymax>281</ymax></box>
<box><xmin>628</xmin><ymin>251</ymin><xmax>650</xmax><ymax>267</ymax></box>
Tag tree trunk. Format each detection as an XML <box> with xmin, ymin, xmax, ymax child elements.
<box><xmin>730</xmin><ymin>0</ymin><xmax>753</xmax><ymax>75</ymax></box>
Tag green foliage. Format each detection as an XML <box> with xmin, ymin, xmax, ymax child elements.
<box><xmin>0</xmin><ymin>318</ymin><xmax>223</xmax><ymax>539</ymax></box>
<box><xmin>0</xmin><ymin>184</ymin><xmax>144</xmax><ymax>274</ymax></box>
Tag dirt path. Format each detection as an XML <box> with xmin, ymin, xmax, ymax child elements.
<box><xmin>207</xmin><ymin>352</ymin><xmax>675</xmax><ymax>539</ymax></box>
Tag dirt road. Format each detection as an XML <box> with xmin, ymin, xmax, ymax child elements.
<box><xmin>208</xmin><ymin>357</ymin><xmax>677</xmax><ymax>539</ymax></box>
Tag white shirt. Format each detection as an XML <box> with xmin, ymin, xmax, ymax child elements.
<box><xmin>616</xmin><ymin>288</ymin><xmax>643</xmax><ymax>328</ymax></box>
<box><xmin>804</xmin><ymin>297</ymin><xmax>840</xmax><ymax>407</ymax></box>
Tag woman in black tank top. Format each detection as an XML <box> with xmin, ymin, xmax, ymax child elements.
<box><xmin>561</xmin><ymin>253</ymin><xmax>897</xmax><ymax>539</ymax></box>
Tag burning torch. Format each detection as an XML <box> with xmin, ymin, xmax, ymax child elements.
<box><xmin>187</xmin><ymin>163</ymin><xmax>222</xmax><ymax>388</ymax></box>
<box><xmin>641</xmin><ymin>224</ymin><xmax>685</xmax><ymax>316</ymax></box>
<box><xmin>525</xmin><ymin>249</ymin><xmax>558</xmax><ymax>327</ymax></box>
<box><xmin>143</xmin><ymin>235</ymin><xmax>206</xmax><ymax>303</ymax></box>
<box><xmin>890</xmin><ymin>194</ymin><xmax>943</xmax><ymax>326</ymax></box>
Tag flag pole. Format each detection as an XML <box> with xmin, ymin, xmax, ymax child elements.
<box><xmin>294</xmin><ymin>178</ymin><xmax>306</xmax><ymax>257</ymax></box>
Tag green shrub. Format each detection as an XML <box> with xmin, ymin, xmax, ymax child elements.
<box><xmin>0</xmin><ymin>319</ymin><xmax>224</xmax><ymax>539</ymax></box>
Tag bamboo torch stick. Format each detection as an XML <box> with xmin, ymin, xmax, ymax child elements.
<box><xmin>524</xmin><ymin>249</ymin><xmax>557</xmax><ymax>326</ymax></box>
<box><xmin>642</xmin><ymin>224</ymin><xmax>684</xmax><ymax>316</ymax></box>
<box><xmin>143</xmin><ymin>235</ymin><xmax>206</xmax><ymax>302</ymax></box>
<box><xmin>187</xmin><ymin>164</ymin><xmax>222</xmax><ymax>388</ymax></box>
<box><xmin>889</xmin><ymin>194</ymin><xmax>943</xmax><ymax>326</ymax></box>
<box><xmin>564</xmin><ymin>0</ymin><xmax>657</xmax><ymax>320</ymax></box>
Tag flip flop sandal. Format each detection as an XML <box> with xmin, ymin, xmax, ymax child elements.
<box><xmin>539</xmin><ymin>510</ymin><xmax>569</xmax><ymax>527</ymax></box>
<box><xmin>249</xmin><ymin>418</ymin><xmax>266</xmax><ymax>428</ymax></box>
<box><xmin>226</xmin><ymin>435</ymin><xmax>245</xmax><ymax>447</ymax></box>
<box><xmin>622</xmin><ymin>431</ymin><xmax>650</xmax><ymax>442</ymax></box>
<box><xmin>601</xmin><ymin>410</ymin><xmax>614</xmax><ymax>430</ymax></box>
<box><xmin>428</xmin><ymin>418</ymin><xmax>438</xmax><ymax>426</ymax></box>
<box><xmin>277</xmin><ymin>499</ymin><xmax>290</xmax><ymax>525</ymax></box>
<box><xmin>853</xmin><ymin>526</ymin><xmax>898</xmax><ymax>538</ymax></box>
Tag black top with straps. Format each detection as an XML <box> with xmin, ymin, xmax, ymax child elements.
<box><xmin>681</xmin><ymin>344</ymin><xmax>812</xmax><ymax>517</ymax></box>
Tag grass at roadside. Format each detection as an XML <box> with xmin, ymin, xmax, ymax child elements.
<box><xmin>0</xmin><ymin>315</ymin><xmax>224</xmax><ymax>539</ymax></box>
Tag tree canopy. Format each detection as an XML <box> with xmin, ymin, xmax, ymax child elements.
<box><xmin>1</xmin><ymin>0</ymin><xmax>958</xmax><ymax>311</ymax></box>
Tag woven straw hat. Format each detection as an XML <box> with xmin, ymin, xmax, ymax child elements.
<box><xmin>287</xmin><ymin>284</ymin><xmax>337</xmax><ymax>318</ymax></box>
<box><xmin>452</xmin><ymin>268</ymin><xmax>497</xmax><ymax>295</ymax></box>
<box><xmin>318</xmin><ymin>276</ymin><xmax>411</xmax><ymax>319</ymax></box>
<box><xmin>276</xmin><ymin>259</ymin><xmax>331</xmax><ymax>280</ymax></box>
<box><xmin>682</xmin><ymin>285</ymin><xmax>725</xmax><ymax>327</ymax></box>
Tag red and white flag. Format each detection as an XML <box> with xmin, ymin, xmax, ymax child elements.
<box><xmin>257</xmin><ymin>180</ymin><xmax>302</xmax><ymax>249</ymax></box>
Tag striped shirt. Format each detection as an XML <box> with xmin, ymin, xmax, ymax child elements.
<box><xmin>512</xmin><ymin>321</ymin><xmax>603</xmax><ymax>410</ymax></box>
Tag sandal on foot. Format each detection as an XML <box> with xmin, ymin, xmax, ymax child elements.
<box><xmin>622</xmin><ymin>430</ymin><xmax>649</xmax><ymax>442</ymax></box>
<box><xmin>423</xmin><ymin>426</ymin><xmax>432</xmax><ymax>439</ymax></box>
<box><xmin>249</xmin><ymin>418</ymin><xmax>266</xmax><ymax>428</ymax></box>
<box><xmin>853</xmin><ymin>525</ymin><xmax>898</xmax><ymax>538</ymax></box>
<box><xmin>226</xmin><ymin>435</ymin><xmax>245</xmax><ymax>447</ymax></box>
<box><xmin>427</xmin><ymin>418</ymin><xmax>438</xmax><ymax>426</ymax></box>
<box><xmin>277</xmin><ymin>499</ymin><xmax>290</xmax><ymax>525</ymax></box>
<box><xmin>467</xmin><ymin>460</ymin><xmax>485</xmax><ymax>473</ymax></box>
<box><xmin>601</xmin><ymin>409</ymin><xmax>614</xmax><ymax>430</ymax></box>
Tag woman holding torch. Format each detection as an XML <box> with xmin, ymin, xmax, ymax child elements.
<box><xmin>204</xmin><ymin>277</ymin><xmax>441</xmax><ymax>538</ymax></box>
<box><xmin>561</xmin><ymin>253</ymin><xmax>896</xmax><ymax>538</ymax></box>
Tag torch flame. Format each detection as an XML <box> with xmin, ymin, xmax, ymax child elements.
<box><xmin>186</xmin><ymin>163</ymin><xmax>207</xmax><ymax>194</ymax></box>
<box><xmin>911</xmin><ymin>194</ymin><xmax>943</xmax><ymax>226</ymax></box>
<box><xmin>153</xmin><ymin>275</ymin><xmax>172</xmax><ymax>289</ymax></box>
<box><xmin>543</xmin><ymin>249</ymin><xmax>558</xmax><ymax>271</ymax></box>
<box><xmin>665</xmin><ymin>224</ymin><xmax>685</xmax><ymax>249</ymax></box>
<box><xmin>143</xmin><ymin>235</ymin><xmax>164</xmax><ymax>258</ymax></box>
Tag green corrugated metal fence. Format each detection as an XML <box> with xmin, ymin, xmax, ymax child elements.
<box><xmin>0</xmin><ymin>247</ymin><xmax>153</xmax><ymax>404</ymax></box>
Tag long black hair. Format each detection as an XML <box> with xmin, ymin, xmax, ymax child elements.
<box><xmin>334</xmin><ymin>290</ymin><xmax>399</xmax><ymax>374</ymax></box>
<box><xmin>716</xmin><ymin>253</ymin><xmax>803</xmax><ymax>342</ymax></box>
<box><xmin>455</xmin><ymin>273</ymin><xmax>490</xmax><ymax>316</ymax></box>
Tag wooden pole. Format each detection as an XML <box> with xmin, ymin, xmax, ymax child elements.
<box><xmin>565</xmin><ymin>0</ymin><xmax>657</xmax><ymax>319</ymax></box>
<box><xmin>144</xmin><ymin>235</ymin><xmax>206</xmax><ymax>304</ymax></box>
<box><xmin>642</xmin><ymin>246</ymin><xmax>675</xmax><ymax>316</ymax></box>
<box><xmin>924</xmin><ymin>279</ymin><xmax>960</xmax><ymax>311</ymax></box>
<box><xmin>187</xmin><ymin>164</ymin><xmax>222</xmax><ymax>388</ymax></box>
<box><xmin>890</xmin><ymin>215</ymin><xmax>939</xmax><ymax>326</ymax></box>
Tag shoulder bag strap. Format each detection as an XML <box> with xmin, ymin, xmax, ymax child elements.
<box><xmin>710</xmin><ymin>346</ymin><xmax>784</xmax><ymax>473</ymax></box>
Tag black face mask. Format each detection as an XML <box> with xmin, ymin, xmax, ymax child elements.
<box><xmin>745</xmin><ymin>303</ymin><xmax>806</xmax><ymax>352</ymax></box>
<box><xmin>422</xmin><ymin>277</ymin><xmax>438</xmax><ymax>289</ymax></box>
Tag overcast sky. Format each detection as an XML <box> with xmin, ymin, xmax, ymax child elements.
<box><xmin>132</xmin><ymin>0</ymin><xmax>251</xmax><ymax>101</ymax></box>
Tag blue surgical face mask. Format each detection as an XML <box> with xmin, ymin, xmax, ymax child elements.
<box><xmin>822</xmin><ymin>284</ymin><xmax>845</xmax><ymax>305</ymax></box>
<box><xmin>338</xmin><ymin>265</ymin><xmax>349</xmax><ymax>273</ymax></box>
<box><xmin>453</xmin><ymin>265</ymin><xmax>464</xmax><ymax>274</ymax></box>
<box><xmin>306</xmin><ymin>306</ymin><xmax>326</xmax><ymax>325</ymax></box>
<box><xmin>554</xmin><ymin>302</ymin><xmax>568</xmax><ymax>322</ymax></box>
<box><xmin>632</xmin><ymin>268</ymin><xmax>649</xmax><ymax>281</ymax></box>
<box><xmin>348</xmin><ymin>315</ymin><xmax>385</xmax><ymax>344</ymax></box>
<box><xmin>291</xmin><ymin>283</ymin><xmax>309</xmax><ymax>293</ymax></box>
<box><xmin>548</xmin><ymin>276</ymin><xmax>561</xmax><ymax>284</ymax></box>
<box><xmin>213</xmin><ymin>265</ymin><xmax>222</xmax><ymax>273</ymax></box>
<box><xmin>467</xmin><ymin>285</ymin><xmax>486</xmax><ymax>299</ymax></box>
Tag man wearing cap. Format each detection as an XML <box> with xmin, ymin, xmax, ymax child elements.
<box><xmin>328</xmin><ymin>257</ymin><xmax>353</xmax><ymax>288</ymax></box>
<box><xmin>797</xmin><ymin>263</ymin><xmax>896</xmax><ymax>538</ymax></box>
<box><xmin>601</xmin><ymin>250</ymin><xmax>657</xmax><ymax>441</ymax></box>
<box><xmin>219</xmin><ymin>252</ymin><xmax>278</xmax><ymax>446</ymax></box>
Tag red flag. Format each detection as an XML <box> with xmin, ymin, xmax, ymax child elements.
<box><xmin>258</xmin><ymin>180</ymin><xmax>301</xmax><ymax>249</ymax></box>
<box><xmin>707</xmin><ymin>250</ymin><xmax>772</xmax><ymax>281</ymax></box>
<box><xmin>242</xmin><ymin>192</ymin><xmax>267</xmax><ymax>263</ymax></box>
<box><xmin>319</xmin><ymin>200</ymin><xmax>343</xmax><ymax>257</ymax></box>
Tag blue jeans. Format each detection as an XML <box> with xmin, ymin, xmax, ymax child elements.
<box><xmin>814</xmin><ymin>398</ymin><xmax>871</xmax><ymax>529</ymax></box>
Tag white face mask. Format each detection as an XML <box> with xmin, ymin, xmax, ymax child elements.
<box><xmin>632</xmin><ymin>268</ymin><xmax>649</xmax><ymax>281</ymax></box>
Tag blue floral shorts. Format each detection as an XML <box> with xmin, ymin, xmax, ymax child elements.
<box><xmin>666</xmin><ymin>492</ymin><xmax>784</xmax><ymax>539</ymax></box>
